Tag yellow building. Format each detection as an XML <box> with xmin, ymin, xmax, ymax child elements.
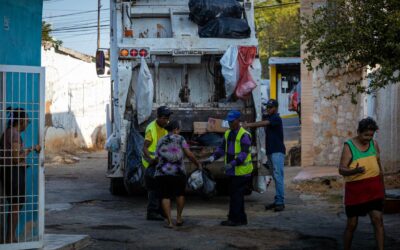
<box><xmin>269</xmin><ymin>57</ymin><xmax>301</xmax><ymax>117</ymax></box>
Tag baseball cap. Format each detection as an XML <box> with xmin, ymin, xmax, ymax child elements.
<box><xmin>226</xmin><ymin>110</ymin><xmax>241</xmax><ymax>122</ymax></box>
<box><xmin>157</xmin><ymin>106</ymin><xmax>173</xmax><ymax>117</ymax></box>
<box><xmin>265</xmin><ymin>99</ymin><xmax>279</xmax><ymax>108</ymax></box>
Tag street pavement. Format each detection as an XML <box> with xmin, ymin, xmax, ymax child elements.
<box><xmin>44</xmin><ymin>151</ymin><xmax>400</xmax><ymax>250</ymax></box>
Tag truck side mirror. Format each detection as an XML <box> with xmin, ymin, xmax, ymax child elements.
<box><xmin>96</xmin><ymin>49</ymin><xmax>105</xmax><ymax>76</ymax></box>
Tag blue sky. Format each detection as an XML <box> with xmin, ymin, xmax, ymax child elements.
<box><xmin>43</xmin><ymin>0</ymin><xmax>110</xmax><ymax>55</ymax></box>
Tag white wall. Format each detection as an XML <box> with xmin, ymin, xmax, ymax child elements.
<box><xmin>42</xmin><ymin>47</ymin><xmax>110</xmax><ymax>151</ymax></box>
<box><xmin>372</xmin><ymin>84</ymin><xmax>400</xmax><ymax>172</ymax></box>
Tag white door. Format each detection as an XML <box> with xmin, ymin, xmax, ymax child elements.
<box><xmin>0</xmin><ymin>65</ymin><xmax>45</xmax><ymax>249</ymax></box>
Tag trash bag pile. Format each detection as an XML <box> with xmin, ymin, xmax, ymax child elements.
<box><xmin>220</xmin><ymin>45</ymin><xmax>257</xmax><ymax>100</ymax></box>
<box><xmin>188</xmin><ymin>168</ymin><xmax>216</xmax><ymax>198</ymax></box>
<box><xmin>124</xmin><ymin>125</ymin><xmax>145</xmax><ymax>187</ymax></box>
<box><xmin>198</xmin><ymin>18</ymin><xmax>250</xmax><ymax>39</ymax></box>
<box><xmin>188</xmin><ymin>0</ymin><xmax>251</xmax><ymax>39</ymax></box>
<box><xmin>188</xmin><ymin>0</ymin><xmax>243</xmax><ymax>26</ymax></box>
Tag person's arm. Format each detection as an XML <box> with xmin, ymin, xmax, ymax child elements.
<box><xmin>142</xmin><ymin>140</ymin><xmax>153</xmax><ymax>161</ymax></box>
<box><xmin>11</xmin><ymin>142</ymin><xmax>31</xmax><ymax>164</ymax></box>
<box><xmin>183</xmin><ymin>148</ymin><xmax>201</xmax><ymax>169</ymax></box>
<box><xmin>211</xmin><ymin>137</ymin><xmax>226</xmax><ymax>161</ymax></box>
<box><xmin>244</xmin><ymin>120</ymin><xmax>270</xmax><ymax>129</ymax></box>
<box><xmin>229</xmin><ymin>133</ymin><xmax>251</xmax><ymax>167</ymax></box>
<box><xmin>338</xmin><ymin>143</ymin><xmax>365</xmax><ymax>176</ymax></box>
<box><xmin>142</xmin><ymin>129</ymin><xmax>157</xmax><ymax>164</ymax></box>
<box><xmin>374</xmin><ymin>140</ymin><xmax>385</xmax><ymax>191</ymax></box>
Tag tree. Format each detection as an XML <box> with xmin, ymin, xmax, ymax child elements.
<box><xmin>42</xmin><ymin>21</ymin><xmax>62</xmax><ymax>46</ymax></box>
<box><xmin>302</xmin><ymin>0</ymin><xmax>400</xmax><ymax>99</ymax></box>
<box><xmin>255</xmin><ymin>0</ymin><xmax>301</xmax><ymax>78</ymax></box>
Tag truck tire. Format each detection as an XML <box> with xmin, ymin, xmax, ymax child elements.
<box><xmin>109</xmin><ymin>178</ymin><xmax>127</xmax><ymax>196</ymax></box>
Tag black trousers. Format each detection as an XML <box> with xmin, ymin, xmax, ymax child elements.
<box><xmin>228</xmin><ymin>175</ymin><xmax>251</xmax><ymax>223</ymax></box>
<box><xmin>145</xmin><ymin>173</ymin><xmax>162</xmax><ymax>215</ymax></box>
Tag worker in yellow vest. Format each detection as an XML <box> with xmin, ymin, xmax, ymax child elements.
<box><xmin>202</xmin><ymin>110</ymin><xmax>253</xmax><ymax>226</ymax></box>
<box><xmin>142</xmin><ymin>106</ymin><xmax>172</xmax><ymax>220</ymax></box>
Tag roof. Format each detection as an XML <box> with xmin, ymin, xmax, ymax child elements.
<box><xmin>268</xmin><ymin>57</ymin><xmax>301</xmax><ymax>65</ymax></box>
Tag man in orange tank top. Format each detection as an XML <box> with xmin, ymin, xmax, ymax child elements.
<box><xmin>338</xmin><ymin>117</ymin><xmax>385</xmax><ymax>250</ymax></box>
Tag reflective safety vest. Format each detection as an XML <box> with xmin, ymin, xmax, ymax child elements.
<box><xmin>224</xmin><ymin>127</ymin><xmax>253</xmax><ymax>176</ymax></box>
<box><xmin>141</xmin><ymin>120</ymin><xmax>167</xmax><ymax>168</ymax></box>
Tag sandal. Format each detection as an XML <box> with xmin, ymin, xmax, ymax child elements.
<box><xmin>176</xmin><ymin>221</ymin><xmax>184</xmax><ymax>227</ymax></box>
<box><xmin>164</xmin><ymin>223</ymin><xmax>174</xmax><ymax>229</ymax></box>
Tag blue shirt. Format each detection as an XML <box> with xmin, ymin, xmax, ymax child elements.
<box><xmin>264</xmin><ymin>113</ymin><xmax>286</xmax><ymax>155</ymax></box>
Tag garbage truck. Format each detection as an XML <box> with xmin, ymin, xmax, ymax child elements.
<box><xmin>100</xmin><ymin>0</ymin><xmax>265</xmax><ymax>195</ymax></box>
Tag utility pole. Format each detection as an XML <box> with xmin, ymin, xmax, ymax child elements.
<box><xmin>97</xmin><ymin>0</ymin><xmax>101</xmax><ymax>50</ymax></box>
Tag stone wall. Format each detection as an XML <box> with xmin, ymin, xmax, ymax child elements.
<box><xmin>301</xmin><ymin>0</ymin><xmax>364</xmax><ymax>167</ymax></box>
<box><xmin>311</xmin><ymin>69</ymin><xmax>364</xmax><ymax>166</ymax></box>
<box><xmin>301</xmin><ymin>0</ymin><xmax>399</xmax><ymax>171</ymax></box>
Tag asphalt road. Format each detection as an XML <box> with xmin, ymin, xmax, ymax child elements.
<box><xmin>44</xmin><ymin>151</ymin><xmax>400</xmax><ymax>250</ymax></box>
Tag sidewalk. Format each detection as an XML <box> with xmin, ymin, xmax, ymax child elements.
<box><xmin>44</xmin><ymin>234</ymin><xmax>90</xmax><ymax>250</ymax></box>
<box><xmin>292</xmin><ymin>166</ymin><xmax>341</xmax><ymax>183</ymax></box>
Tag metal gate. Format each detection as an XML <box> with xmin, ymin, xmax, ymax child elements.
<box><xmin>0</xmin><ymin>65</ymin><xmax>45</xmax><ymax>249</ymax></box>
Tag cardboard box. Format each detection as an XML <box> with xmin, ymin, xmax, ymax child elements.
<box><xmin>207</xmin><ymin>118</ymin><xmax>229</xmax><ymax>133</ymax></box>
<box><xmin>193</xmin><ymin>122</ymin><xmax>208</xmax><ymax>134</ymax></box>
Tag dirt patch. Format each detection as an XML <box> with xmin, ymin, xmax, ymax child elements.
<box><xmin>292</xmin><ymin>173</ymin><xmax>400</xmax><ymax>194</ymax></box>
<box><xmin>291</xmin><ymin>179</ymin><xmax>343</xmax><ymax>194</ymax></box>
<box><xmin>45</xmin><ymin>151</ymin><xmax>81</xmax><ymax>165</ymax></box>
<box><xmin>385</xmin><ymin>172</ymin><xmax>400</xmax><ymax>189</ymax></box>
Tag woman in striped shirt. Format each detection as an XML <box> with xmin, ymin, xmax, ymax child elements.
<box><xmin>338</xmin><ymin>117</ymin><xmax>385</xmax><ymax>250</ymax></box>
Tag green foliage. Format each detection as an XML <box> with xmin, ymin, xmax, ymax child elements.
<box><xmin>42</xmin><ymin>21</ymin><xmax>63</xmax><ymax>47</ymax></box>
<box><xmin>255</xmin><ymin>0</ymin><xmax>301</xmax><ymax>78</ymax></box>
<box><xmin>302</xmin><ymin>0</ymin><xmax>400</xmax><ymax>98</ymax></box>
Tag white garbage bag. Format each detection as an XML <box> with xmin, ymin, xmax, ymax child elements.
<box><xmin>188</xmin><ymin>170</ymin><xmax>204</xmax><ymax>191</ymax></box>
<box><xmin>105</xmin><ymin>132</ymin><xmax>120</xmax><ymax>152</ymax></box>
<box><xmin>220</xmin><ymin>45</ymin><xmax>239</xmax><ymax>98</ymax></box>
<box><xmin>136</xmin><ymin>58</ymin><xmax>154</xmax><ymax>124</ymax></box>
<box><xmin>253</xmin><ymin>175</ymin><xmax>272</xmax><ymax>194</ymax></box>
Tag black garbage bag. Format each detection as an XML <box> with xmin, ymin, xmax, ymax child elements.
<box><xmin>125</xmin><ymin>125</ymin><xmax>145</xmax><ymax>187</ymax></box>
<box><xmin>201</xmin><ymin>168</ymin><xmax>216</xmax><ymax>198</ymax></box>
<box><xmin>199</xmin><ymin>17</ymin><xmax>251</xmax><ymax>38</ymax></box>
<box><xmin>189</xmin><ymin>0</ymin><xmax>243</xmax><ymax>26</ymax></box>
<box><xmin>196</xmin><ymin>133</ymin><xmax>223</xmax><ymax>147</ymax></box>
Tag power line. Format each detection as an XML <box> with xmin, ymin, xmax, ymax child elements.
<box><xmin>51</xmin><ymin>20</ymin><xmax>109</xmax><ymax>30</ymax></box>
<box><xmin>43</xmin><ymin>8</ymin><xmax>109</xmax><ymax>19</ymax></box>
<box><xmin>52</xmin><ymin>29</ymin><xmax>109</xmax><ymax>36</ymax></box>
<box><xmin>51</xmin><ymin>25</ymin><xmax>109</xmax><ymax>34</ymax></box>
<box><xmin>48</xmin><ymin>18</ymin><xmax>109</xmax><ymax>26</ymax></box>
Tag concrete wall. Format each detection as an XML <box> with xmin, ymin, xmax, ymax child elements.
<box><xmin>373</xmin><ymin>84</ymin><xmax>400</xmax><ymax>172</ymax></box>
<box><xmin>42</xmin><ymin>47</ymin><xmax>110</xmax><ymax>152</ymax></box>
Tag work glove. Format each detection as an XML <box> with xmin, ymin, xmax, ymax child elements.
<box><xmin>222</xmin><ymin>163</ymin><xmax>233</xmax><ymax>172</ymax></box>
<box><xmin>202</xmin><ymin>156</ymin><xmax>215</xmax><ymax>166</ymax></box>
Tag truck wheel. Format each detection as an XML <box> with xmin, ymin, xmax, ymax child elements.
<box><xmin>109</xmin><ymin>178</ymin><xmax>127</xmax><ymax>196</ymax></box>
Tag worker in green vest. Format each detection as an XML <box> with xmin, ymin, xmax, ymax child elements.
<box><xmin>142</xmin><ymin>106</ymin><xmax>172</xmax><ymax>220</ymax></box>
<box><xmin>202</xmin><ymin>110</ymin><xmax>253</xmax><ymax>226</ymax></box>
